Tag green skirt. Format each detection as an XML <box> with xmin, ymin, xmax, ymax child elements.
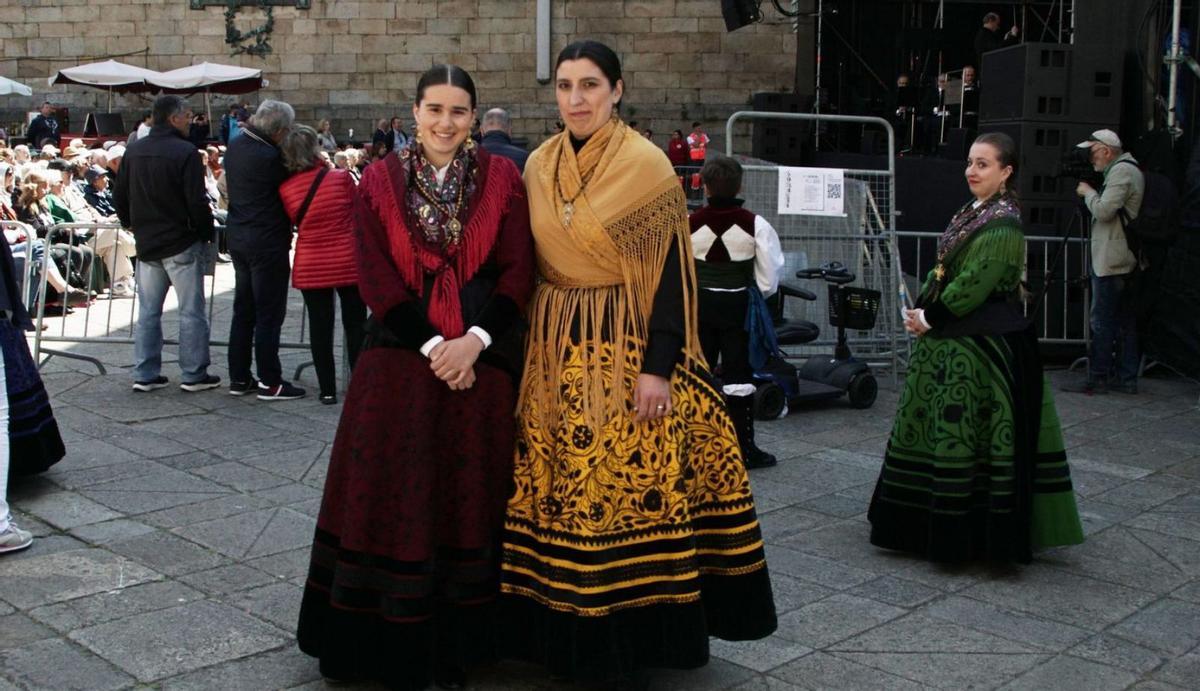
<box><xmin>868</xmin><ymin>329</ymin><xmax>1084</xmax><ymax>563</ymax></box>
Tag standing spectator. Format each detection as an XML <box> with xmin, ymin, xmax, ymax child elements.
<box><xmin>26</xmin><ymin>102</ymin><xmax>60</xmax><ymax>148</ymax></box>
<box><xmin>220</xmin><ymin>105</ymin><xmax>240</xmax><ymax>144</ymax></box>
<box><xmin>687</xmin><ymin>120</ymin><xmax>710</xmax><ymax>163</ymax></box>
<box><xmin>666</xmin><ymin>128</ymin><xmax>690</xmax><ymax>166</ymax></box>
<box><xmin>387</xmin><ymin>116</ymin><xmax>408</xmax><ymax>153</ymax></box>
<box><xmin>316</xmin><ymin>119</ymin><xmax>337</xmax><ymax>152</ymax></box>
<box><xmin>370</xmin><ymin>118</ymin><xmax>390</xmax><ymax>153</ymax></box>
<box><xmin>223</xmin><ymin>99</ymin><xmax>305</xmax><ymax>401</ymax></box>
<box><xmin>278</xmin><ymin>125</ymin><xmax>366</xmax><ymax>404</ymax></box>
<box><xmin>103</xmin><ymin>144</ymin><xmax>125</xmax><ymax>181</ymax></box>
<box><xmin>973</xmin><ymin>11</ymin><xmax>1019</xmax><ymax>74</ymax></box>
<box><xmin>0</xmin><ymin>198</ymin><xmax>66</xmax><ymax>554</ymax></box>
<box><xmin>113</xmin><ymin>95</ymin><xmax>220</xmax><ymax>393</ymax></box>
<box><xmin>1064</xmin><ymin>129</ymin><xmax>1145</xmax><ymax>395</ymax></box>
<box><xmin>642</xmin><ymin>128</ymin><xmax>653</xmax><ymax>140</ymax></box>
<box><xmin>478</xmin><ymin>107</ymin><xmax>528</xmax><ymax>172</ymax></box>
<box><xmin>188</xmin><ymin>113</ymin><xmax>210</xmax><ymax>146</ymax></box>
<box><xmin>134</xmin><ymin>111</ymin><xmax>153</xmax><ymax>141</ymax></box>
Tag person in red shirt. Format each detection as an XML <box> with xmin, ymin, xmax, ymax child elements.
<box><xmin>666</xmin><ymin>128</ymin><xmax>690</xmax><ymax>167</ymax></box>
<box><xmin>278</xmin><ymin>124</ymin><xmax>366</xmax><ymax>404</ymax></box>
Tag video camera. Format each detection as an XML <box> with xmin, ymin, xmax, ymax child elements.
<box><xmin>1056</xmin><ymin>147</ymin><xmax>1104</xmax><ymax>188</ymax></box>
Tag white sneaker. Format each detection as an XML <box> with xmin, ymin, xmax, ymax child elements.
<box><xmin>0</xmin><ymin>524</ymin><xmax>33</xmax><ymax>554</ymax></box>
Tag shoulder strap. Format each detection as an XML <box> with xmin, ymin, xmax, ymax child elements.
<box><xmin>293</xmin><ymin>166</ymin><xmax>329</xmax><ymax>230</ymax></box>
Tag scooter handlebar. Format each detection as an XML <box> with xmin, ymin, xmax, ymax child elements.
<box><xmin>796</xmin><ymin>261</ymin><xmax>856</xmax><ymax>284</ymax></box>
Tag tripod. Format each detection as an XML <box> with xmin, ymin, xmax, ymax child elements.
<box><xmin>1031</xmin><ymin>202</ymin><xmax>1090</xmax><ymax>373</ymax></box>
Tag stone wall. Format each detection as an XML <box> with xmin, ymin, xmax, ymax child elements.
<box><xmin>1</xmin><ymin>0</ymin><xmax>799</xmax><ymax>150</ymax></box>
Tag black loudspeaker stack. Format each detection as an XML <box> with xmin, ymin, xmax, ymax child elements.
<box><xmin>978</xmin><ymin>41</ymin><xmax>1124</xmax><ymax>237</ymax></box>
<box><xmin>750</xmin><ymin>92</ymin><xmax>809</xmax><ymax>166</ymax></box>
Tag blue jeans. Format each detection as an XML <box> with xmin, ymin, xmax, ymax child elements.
<box><xmin>1089</xmin><ymin>272</ymin><xmax>1139</xmax><ymax>385</ymax></box>
<box><xmin>134</xmin><ymin>242</ymin><xmax>212</xmax><ymax>383</ymax></box>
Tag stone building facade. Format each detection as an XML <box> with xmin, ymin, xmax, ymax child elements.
<box><xmin>2</xmin><ymin>0</ymin><xmax>800</xmax><ymax>150</ymax></box>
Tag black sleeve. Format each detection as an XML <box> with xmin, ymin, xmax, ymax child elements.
<box><xmin>113</xmin><ymin>161</ymin><xmax>131</xmax><ymax>229</ymax></box>
<box><xmin>382</xmin><ymin>301</ymin><xmax>438</xmax><ymax>348</ymax></box>
<box><xmin>642</xmin><ymin>243</ymin><xmax>686</xmax><ymax>377</ymax></box>
<box><xmin>181</xmin><ymin>150</ymin><xmax>214</xmax><ymax>242</ymax></box>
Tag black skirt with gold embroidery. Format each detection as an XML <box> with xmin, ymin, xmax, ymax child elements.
<box><xmin>500</xmin><ymin>340</ymin><xmax>777</xmax><ymax>679</ymax></box>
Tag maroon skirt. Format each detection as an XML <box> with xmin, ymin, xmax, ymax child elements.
<box><xmin>297</xmin><ymin>346</ymin><xmax>516</xmax><ymax>688</ymax></box>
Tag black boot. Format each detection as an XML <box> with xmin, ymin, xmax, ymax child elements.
<box><xmin>725</xmin><ymin>392</ymin><xmax>777</xmax><ymax>469</ymax></box>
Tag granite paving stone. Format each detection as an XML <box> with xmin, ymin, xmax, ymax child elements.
<box><xmin>189</xmin><ymin>461</ymin><xmax>294</xmax><ymax>492</ymax></box>
<box><xmin>0</xmin><ymin>613</ymin><xmax>56</xmax><ymax>650</ymax></box>
<box><xmin>1068</xmin><ymin>633</ymin><xmax>1169</xmax><ymax>675</ymax></box>
<box><xmin>16</xmin><ymin>490</ymin><xmax>122</xmax><ymax>529</ymax></box>
<box><xmin>69</xmin><ymin>518</ymin><xmax>158</xmax><ymax>545</ymax></box>
<box><xmin>70</xmin><ymin>600</ymin><xmax>290</xmax><ymax>682</ymax></box>
<box><xmin>224</xmin><ymin>581</ymin><xmax>304</xmax><ymax>632</ymax></box>
<box><xmin>769</xmin><ymin>651</ymin><xmax>925</xmax><ymax>690</ymax></box>
<box><xmin>846</xmin><ymin>576</ymin><xmax>941</xmax><ymax>608</ymax></box>
<box><xmin>998</xmin><ymin>654</ymin><xmax>1139</xmax><ymax>691</ymax></box>
<box><xmin>959</xmin><ymin>567</ymin><xmax>1156</xmax><ymax>630</ymax></box>
<box><xmin>178</xmin><ymin>563</ymin><xmax>281</xmax><ymax>596</ymax></box>
<box><xmin>834</xmin><ymin>651</ymin><xmax>1050</xmax><ymax>689</ymax></box>
<box><xmin>922</xmin><ymin>595</ymin><xmax>1093</xmax><ymax>651</ymax></box>
<box><xmin>1107</xmin><ymin>598</ymin><xmax>1200</xmax><ymax>655</ymax></box>
<box><xmin>830</xmin><ymin>612</ymin><xmax>1040</xmax><ymax>653</ymax></box>
<box><xmin>646</xmin><ymin>657</ymin><xmax>759</xmax><ymax>690</ymax></box>
<box><xmin>708</xmin><ymin>635</ymin><xmax>813</xmax><ymax>673</ymax></box>
<box><xmin>1150</xmin><ymin>647</ymin><xmax>1200</xmax><ymax>688</ymax></box>
<box><xmin>764</xmin><ymin>545</ymin><xmax>879</xmax><ymax>591</ymax></box>
<box><xmin>105</xmin><ymin>531</ymin><xmax>230</xmax><ymax>576</ymax></box>
<box><xmin>138</xmin><ymin>493</ymin><xmax>276</xmax><ymax>530</ymax></box>
<box><xmin>0</xmin><ymin>548</ymin><xmax>161</xmax><ymax>610</ymax></box>
<box><xmin>0</xmin><ymin>637</ymin><xmax>135</xmax><ymax>690</ymax></box>
<box><xmin>775</xmin><ymin>594</ymin><xmax>907</xmax><ymax>648</ymax></box>
<box><xmin>175</xmin><ymin>507</ymin><xmax>315</xmax><ymax>560</ymax></box>
<box><xmin>159</xmin><ymin>645</ymin><xmax>321</xmax><ymax>691</ymax></box>
<box><xmin>27</xmin><ymin>580</ymin><xmax>204</xmax><ymax>634</ymax></box>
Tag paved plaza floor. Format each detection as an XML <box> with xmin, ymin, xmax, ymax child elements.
<box><xmin>2</xmin><ymin>269</ymin><xmax>1199</xmax><ymax>690</ymax></box>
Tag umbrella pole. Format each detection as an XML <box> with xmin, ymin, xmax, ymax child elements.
<box><xmin>107</xmin><ymin>87</ymin><xmax>112</xmax><ymax>113</ymax></box>
<box><xmin>206</xmin><ymin>89</ymin><xmax>212</xmax><ymax>124</ymax></box>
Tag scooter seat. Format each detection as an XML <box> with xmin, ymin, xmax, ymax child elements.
<box><xmin>775</xmin><ymin>319</ymin><xmax>820</xmax><ymax>345</ymax></box>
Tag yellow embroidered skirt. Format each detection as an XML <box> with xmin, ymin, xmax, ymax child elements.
<box><xmin>500</xmin><ymin>340</ymin><xmax>777</xmax><ymax>677</ymax></box>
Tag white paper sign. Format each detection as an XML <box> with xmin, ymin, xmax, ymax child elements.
<box><xmin>777</xmin><ymin>166</ymin><xmax>845</xmax><ymax>217</ymax></box>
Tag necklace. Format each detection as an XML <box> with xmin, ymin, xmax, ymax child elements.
<box><xmin>554</xmin><ymin>146</ymin><xmax>598</xmax><ymax>228</ymax></box>
<box><xmin>412</xmin><ymin>160</ymin><xmax>467</xmax><ymax>244</ymax></box>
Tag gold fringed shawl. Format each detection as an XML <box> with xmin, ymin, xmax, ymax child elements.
<box><xmin>522</xmin><ymin>118</ymin><xmax>704</xmax><ymax>430</ymax></box>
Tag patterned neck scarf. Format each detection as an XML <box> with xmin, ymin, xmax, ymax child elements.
<box><xmin>938</xmin><ymin>193</ymin><xmax>1021</xmax><ymax>259</ymax></box>
<box><xmin>399</xmin><ymin>138</ymin><xmax>478</xmax><ymax>248</ymax></box>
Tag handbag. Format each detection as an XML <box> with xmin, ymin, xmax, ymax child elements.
<box><xmin>293</xmin><ymin>166</ymin><xmax>329</xmax><ymax>231</ymax></box>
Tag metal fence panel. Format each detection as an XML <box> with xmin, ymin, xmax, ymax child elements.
<box><xmin>723</xmin><ymin>112</ymin><xmax>903</xmax><ymax>376</ymax></box>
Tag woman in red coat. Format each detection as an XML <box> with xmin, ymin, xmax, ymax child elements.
<box><xmin>279</xmin><ymin>125</ymin><xmax>366</xmax><ymax>404</ymax></box>
<box><xmin>666</xmin><ymin>128</ymin><xmax>691</xmax><ymax>167</ymax></box>
<box><xmin>296</xmin><ymin>65</ymin><xmax>534</xmax><ymax>689</ymax></box>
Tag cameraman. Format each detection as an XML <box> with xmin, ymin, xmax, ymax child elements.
<box><xmin>1065</xmin><ymin>129</ymin><xmax>1144</xmax><ymax>395</ymax></box>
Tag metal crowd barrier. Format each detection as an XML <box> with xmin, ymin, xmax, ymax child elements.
<box><xmin>1</xmin><ymin>220</ymin><xmax>38</xmax><ymax>308</ymax></box>
<box><xmin>672</xmin><ymin>164</ymin><xmax>706</xmax><ymax>208</ymax></box>
<box><xmin>29</xmin><ymin>223</ymin><xmax>318</xmax><ymax>380</ymax></box>
<box><xmin>895</xmin><ymin>230</ymin><xmax>1091</xmax><ymax>345</ymax></box>
<box><xmin>723</xmin><ymin>111</ymin><xmax>903</xmax><ymax>379</ymax></box>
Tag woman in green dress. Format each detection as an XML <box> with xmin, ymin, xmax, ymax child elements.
<box><xmin>868</xmin><ymin>132</ymin><xmax>1084</xmax><ymax>563</ymax></box>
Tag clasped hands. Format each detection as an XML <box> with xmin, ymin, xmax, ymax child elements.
<box><xmin>903</xmin><ymin>308</ymin><xmax>930</xmax><ymax>336</ymax></box>
<box><xmin>429</xmin><ymin>333</ymin><xmax>485</xmax><ymax>390</ymax></box>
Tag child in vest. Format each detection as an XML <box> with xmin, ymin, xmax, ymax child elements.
<box><xmin>689</xmin><ymin>155</ymin><xmax>784</xmax><ymax>468</ymax></box>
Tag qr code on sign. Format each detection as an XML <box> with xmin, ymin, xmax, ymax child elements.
<box><xmin>827</xmin><ymin>182</ymin><xmax>842</xmax><ymax>200</ymax></box>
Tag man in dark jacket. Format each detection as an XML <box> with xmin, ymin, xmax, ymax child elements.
<box><xmin>973</xmin><ymin>12</ymin><xmax>1019</xmax><ymax>75</ymax></box>
<box><xmin>223</xmin><ymin>99</ymin><xmax>305</xmax><ymax>401</ymax></box>
<box><xmin>26</xmin><ymin>102</ymin><xmax>61</xmax><ymax>148</ymax></box>
<box><xmin>113</xmin><ymin>95</ymin><xmax>219</xmax><ymax>394</ymax></box>
<box><xmin>479</xmin><ymin>108</ymin><xmax>528</xmax><ymax>172</ymax></box>
<box><xmin>82</xmin><ymin>165</ymin><xmax>117</xmax><ymax>216</ymax></box>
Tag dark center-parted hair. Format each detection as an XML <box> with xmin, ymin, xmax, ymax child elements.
<box><xmin>416</xmin><ymin>64</ymin><xmax>478</xmax><ymax>109</ymax></box>
<box><xmin>556</xmin><ymin>40</ymin><xmax>623</xmax><ymax>101</ymax></box>
<box><xmin>152</xmin><ymin>95</ymin><xmax>187</xmax><ymax>126</ymax></box>
<box><xmin>700</xmin><ymin>155</ymin><xmax>744</xmax><ymax>198</ymax></box>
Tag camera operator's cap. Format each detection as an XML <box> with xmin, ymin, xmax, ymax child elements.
<box><xmin>1076</xmin><ymin>129</ymin><xmax>1122</xmax><ymax>149</ymax></box>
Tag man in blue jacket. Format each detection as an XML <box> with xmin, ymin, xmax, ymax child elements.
<box><xmin>114</xmin><ymin>95</ymin><xmax>219</xmax><ymax>393</ymax></box>
<box><xmin>223</xmin><ymin>100</ymin><xmax>306</xmax><ymax>401</ymax></box>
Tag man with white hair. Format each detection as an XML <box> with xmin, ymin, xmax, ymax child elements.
<box><xmin>478</xmin><ymin>107</ymin><xmax>528</xmax><ymax>172</ymax></box>
<box><xmin>223</xmin><ymin>99</ymin><xmax>306</xmax><ymax>401</ymax></box>
<box><xmin>1064</xmin><ymin>129</ymin><xmax>1145</xmax><ymax>395</ymax></box>
<box><xmin>103</xmin><ymin>144</ymin><xmax>125</xmax><ymax>182</ymax></box>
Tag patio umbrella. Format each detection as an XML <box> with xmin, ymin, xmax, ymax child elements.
<box><xmin>150</xmin><ymin>62</ymin><xmax>267</xmax><ymax>122</ymax></box>
<box><xmin>0</xmin><ymin>76</ymin><xmax>33</xmax><ymax>97</ymax></box>
<box><xmin>48</xmin><ymin>59</ymin><xmax>161</xmax><ymax>110</ymax></box>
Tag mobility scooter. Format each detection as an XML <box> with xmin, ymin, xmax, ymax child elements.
<box><xmin>753</xmin><ymin>261</ymin><xmax>880</xmax><ymax>418</ymax></box>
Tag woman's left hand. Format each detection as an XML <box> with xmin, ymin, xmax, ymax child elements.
<box><xmin>429</xmin><ymin>334</ymin><xmax>484</xmax><ymax>382</ymax></box>
<box><xmin>633</xmin><ymin>373</ymin><xmax>672</xmax><ymax>422</ymax></box>
<box><xmin>903</xmin><ymin>308</ymin><xmax>930</xmax><ymax>336</ymax></box>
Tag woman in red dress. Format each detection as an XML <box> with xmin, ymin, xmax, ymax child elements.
<box><xmin>296</xmin><ymin>65</ymin><xmax>534</xmax><ymax>690</ymax></box>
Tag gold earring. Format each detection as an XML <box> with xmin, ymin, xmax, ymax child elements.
<box><xmin>463</xmin><ymin>137</ymin><xmax>475</xmax><ymax>151</ymax></box>
<box><xmin>414</xmin><ymin>127</ymin><xmax>423</xmax><ymax>144</ymax></box>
